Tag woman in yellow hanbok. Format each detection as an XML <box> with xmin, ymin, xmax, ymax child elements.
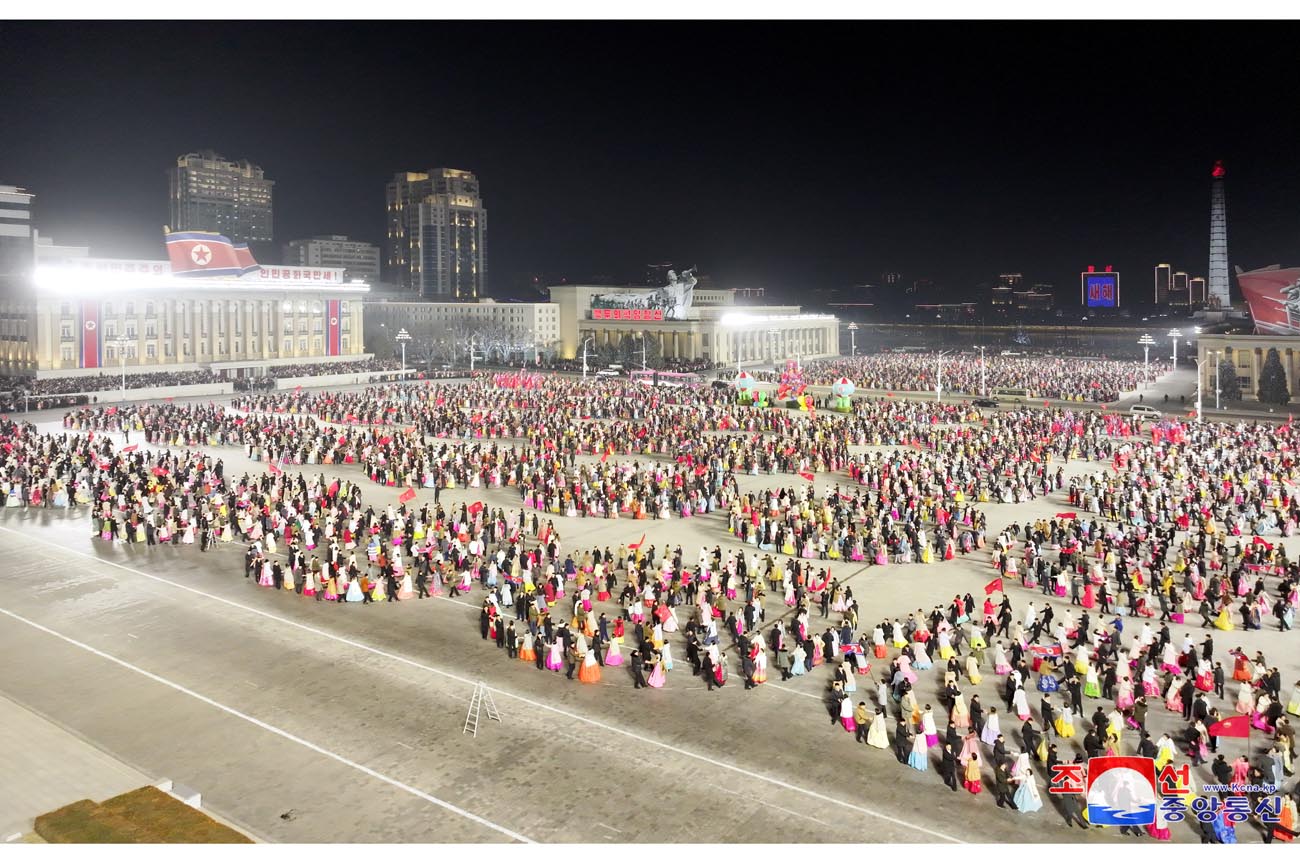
<box><xmin>1214</xmin><ymin>606</ymin><xmax>1235</xmax><ymax>631</ymax></box>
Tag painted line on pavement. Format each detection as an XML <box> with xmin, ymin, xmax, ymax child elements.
<box><xmin>0</xmin><ymin>527</ymin><xmax>964</xmax><ymax>844</ymax></box>
<box><xmin>0</xmin><ymin>604</ymin><xmax>534</xmax><ymax>845</ymax></box>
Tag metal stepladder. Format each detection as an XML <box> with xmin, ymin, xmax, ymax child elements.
<box><xmin>462</xmin><ymin>681</ymin><xmax>501</xmax><ymax>737</ymax></box>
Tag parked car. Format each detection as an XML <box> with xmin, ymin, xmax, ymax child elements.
<box><xmin>1130</xmin><ymin>404</ymin><xmax>1162</xmax><ymax>419</ymax></box>
<box><xmin>972</xmin><ymin>398</ymin><xmax>999</xmax><ymax>408</ymax></box>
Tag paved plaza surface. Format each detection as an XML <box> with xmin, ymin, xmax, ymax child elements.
<box><xmin>1</xmin><ymin>377</ymin><xmax>1296</xmax><ymax>844</ymax></box>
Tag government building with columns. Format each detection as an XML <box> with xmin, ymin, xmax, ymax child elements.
<box><xmin>547</xmin><ymin>283</ymin><xmax>839</xmax><ymax>364</ymax></box>
<box><xmin>1197</xmin><ymin>333</ymin><xmax>1300</xmax><ymax>403</ymax></box>
<box><xmin>0</xmin><ymin>244</ymin><xmax>369</xmax><ymax>379</ymax></box>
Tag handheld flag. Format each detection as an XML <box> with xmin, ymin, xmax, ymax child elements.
<box><xmin>268</xmin><ymin>462</ymin><xmax>283</xmax><ymax>476</ymax></box>
<box><xmin>629</xmin><ymin>533</ymin><xmax>646</xmax><ymax>550</ymax></box>
<box><xmin>799</xmin><ymin>470</ymin><xmax>815</xmax><ymax>482</ymax></box>
<box><xmin>468</xmin><ymin>501</ymin><xmax>484</xmax><ymax>516</ymax></box>
<box><xmin>984</xmin><ymin>577</ymin><xmax>1004</xmax><ymax>595</ymax></box>
<box><xmin>121</xmin><ymin>444</ymin><xmax>138</xmax><ymax>453</ymax></box>
<box><xmin>1208</xmin><ymin>715</ymin><xmax>1251</xmax><ymax>738</ymax></box>
<box><xmin>398</xmin><ymin>487</ymin><xmax>416</xmax><ymax>504</ymax></box>
<box><xmin>105</xmin><ymin>406</ymin><xmax>117</xmax><ymax>415</ymax></box>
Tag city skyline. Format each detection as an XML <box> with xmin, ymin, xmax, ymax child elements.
<box><xmin>2</xmin><ymin>21</ymin><xmax>1298</xmax><ymax>299</ymax></box>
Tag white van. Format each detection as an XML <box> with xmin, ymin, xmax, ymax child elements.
<box><xmin>1130</xmin><ymin>404</ymin><xmax>1161</xmax><ymax>419</ymax></box>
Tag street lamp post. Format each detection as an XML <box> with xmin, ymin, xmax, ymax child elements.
<box><xmin>1195</xmin><ymin>359</ymin><xmax>1206</xmax><ymax>422</ymax></box>
<box><xmin>768</xmin><ymin>328</ymin><xmax>780</xmax><ymax>368</ymax></box>
<box><xmin>846</xmin><ymin>322</ymin><xmax>858</xmax><ymax>357</ymax></box>
<box><xmin>975</xmin><ymin>344</ymin><xmax>986</xmax><ymax>396</ymax></box>
<box><xmin>395</xmin><ymin>328</ymin><xmax>411</xmax><ymax>380</ymax></box>
<box><xmin>113</xmin><ymin>335</ymin><xmax>129</xmax><ymax>401</ymax></box>
<box><xmin>582</xmin><ymin>336</ymin><xmax>594</xmax><ymax>379</ymax></box>
<box><xmin>638</xmin><ymin>333</ymin><xmax>648</xmax><ymax>372</ymax></box>
<box><xmin>1138</xmin><ymin>334</ymin><xmax>1155</xmax><ymax>388</ymax></box>
<box><xmin>1167</xmin><ymin>329</ymin><xmax>1182</xmax><ymax>369</ymax></box>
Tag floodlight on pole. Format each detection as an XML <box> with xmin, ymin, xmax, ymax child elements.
<box><xmin>1138</xmin><ymin>333</ymin><xmax>1156</xmax><ymax>386</ymax></box>
<box><xmin>846</xmin><ymin>322</ymin><xmax>858</xmax><ymax>357</ymax></box>
<box><xmin>396</xmin><ymin>328</ymin><xmax>411</xmax><ymax>380</ymax></box>
<box><xmin>582</xmin><ymin>337</ymin><xmax>594</xmax><ymax>379</ymax></box>
<box><xmin>1167</xmin><ymin>328</ymin><xmax>1182</xmax><ymax>369</ymax></box>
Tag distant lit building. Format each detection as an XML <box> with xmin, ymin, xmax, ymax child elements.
<box><xmin>1013</xmin><ymin>290</ymin><xmax>1053</xmax><ymax>311</ymax></box>
<box><xmin>0</xmin><ymin>185</ymin><xmax>35</xmax><ymax>294</ymax></box>
<box><xmin>168</xmin><ymin>151</ymin><xmax>274</xmax><ymax>244</ymax></box>
<box><xmin>1154</xmin><ymin>262</ymin><xmax>1172</xmax><ymax>305</ymax></box>
<box><xmin>998</xmin><ymin>272</ymin><xmax>1024</xmax><ymax>290</ymax></box>
<box><xmin>881</xmin><ymin>272</ymin><xmax>902</xmax><ymax>286</ymax></box>
<box><xmin>990</xmin><ymin>285</ymin><xmax>1014</xmax><ymax>306</ymax></box>
<box><xmin>733</xmin><ymin>287</ymin><xmax>766</xmax><ymax>299</ymax></box>
<box><xmin>0</xmin><ymin>242</ymin><xmax>367</xmax><ymax>377</ymax></box>
<box><xmin>283</xmin><ymin>235</ymin><xmax>380</xmax><ymax>284</ymax></box>
<box><xmin>1170</xmin><ymin>271</ymin><xmax>1190</xmax><ymax>306</ymax></box>
<box><xmin>1189</xmin><ymin>276</ymin><xmax>1207</xmax><ymax>306</ymax></box>
<box><xmin>384</xmin><ymin>168</ymin><xmax>487</xmax><ymax>300</ymax></box>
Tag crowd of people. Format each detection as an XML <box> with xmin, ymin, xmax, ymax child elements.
<box><xmin>787</xmin><ymin>353</ymin><xmax>1170</xmax><ymax>403</ymax></box>
<box><xmin>4</xmin><ymin>369</ymin><xmax>1299</xmax><ymax>841</ymax></box>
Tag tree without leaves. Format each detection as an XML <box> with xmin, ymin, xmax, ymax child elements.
<box><xmin>1257</xmin><ymin>347</ymin><xmax>1290</xmax><ymax>406</ymax></box>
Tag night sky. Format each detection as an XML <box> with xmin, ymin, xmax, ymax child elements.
<box><xmin>2</xmin><ymin>21</ymin><xmax>1298</xmax><ymax>300</ymax></box>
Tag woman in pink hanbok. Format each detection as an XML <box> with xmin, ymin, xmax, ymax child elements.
<box><xmin>1115</xmin><ymin>676</ymin><xmax>1135</xmax><ymax>711</ymax></box>
<box><xmin>646</xmin><ymin>655</ymin><xmax>667</xmax><ymax>688</ymax></box>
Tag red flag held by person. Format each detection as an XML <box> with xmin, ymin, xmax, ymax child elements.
<box><xmin>151</xmin><ymin>466</ymin><xmax>167</xmax><ymax>477</ymax></box>
<box><xmin>1208</xmin><ymin>715</ymin><xmax>1251</xmax><ymax>738</ymax></box>
<box><xmin>294</xmin><ymin>385</ymin><xmax>303</xmax><ymax>393</ymax></box>
<box><xmin>629</xmin><ymin>533</ymin><xmax>646</xmax><ymax>550</ymax></box>
<box><xmin>165</xmin><ymin>396</ymin><xmax>174</xmax><ymax>402</ymax></box>
<box><xmin>105</xmin><ymin>406</ymin><xmax>117</xmax><ymax>415</ymax></box>
<box><xmin>398</xmin><ymin>487</ymin><xmax>416</xmax><ymax>504</ymax></box>
<box><xmin>268</xmin><ymin>463</ymin><xmax>283</xmax><ymax>475</ymax></box>
<box><xmin>984</xmin><ymin>577</ymin><xmax>1004</xmax><ymax>595</ymax></box>
<box><xmin>799</xmin><ymin>470</ymin><xmax>815</xmax><ymax>482</ymax></box>
<box><xmin>121</xmin><ymin>444</ymin><xmax>138</xmax><ymax>453</ymax></box>
<box><xmin>468</xmin><ymin>501</ymin><xmax>484</xmax><ymax>516</ymax></box>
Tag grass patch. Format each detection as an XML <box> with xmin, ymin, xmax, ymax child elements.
<box><xmin>35</xmin><ymin>787</ymin><xmax>252</xmax><ymax>844</ymax></box>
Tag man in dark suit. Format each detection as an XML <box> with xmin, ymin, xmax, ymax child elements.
<box><xmin>1022</xmin><ymin>720</ymin><xmax>1043</xmax><ymax>760</ymax></box>
<box><xmin>1083</xmin><ymin>729</ymin><xmax>1102</xmax><ymax>759</ymax></box>
<box><xmin>1193</xmin><ymin>694</ymin><xmax>1209</xmax><ymax>723</ymax></box>
<box><xmin>1180</xmin><ymin>677</ymin><xmax>1196</xmax><ymax>720</ymax></box>
<box><xmin>940</xmin><ymin>743</ymin><xmax>958</xmax><ymax>791</ymax></box>
<box><xmin>505</xmin><ymin>621</ymin><xmax>518</xmax><ymax>658</ymax></box>
<box><xmin>1213</xmin><ymin>662</ymin><xmax>1226</xmax><ymax>699</ymax></box>
<box><xmin>993</xmin><ymin>760</ymin><xmax>1014</xmax><ymax>809</ymax></box>
<box><xmin>894</xmin><ymin>719</ymin><xmax>911</xmax><ymax>764</ymax></box>
<box><xmin>630</xmin><ymin>649</ymin><xmax>647</xmax><ymax>688</ymax></box>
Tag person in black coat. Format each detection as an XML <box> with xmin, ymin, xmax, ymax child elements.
<box><xmin>1179</xmin><ymin>678</ymin><xmax>1196</xmax><ymax>720</ymax></box>
<box><xmin>1211</xmin><ymin>754</ymin><xmax>1232</xmax><ymax>785</ymax></box>
<box><xmin>1083</xmin><ymin>729</ymin><xmax>1102</xmax><ymax>759</ymax></box>
<box><xmin>993</xmin><ymin>760</ymin><xmax>1015</xmax><ymax>809</ymax></box>
<box><xmin>894</xmin><ymin>719</ymin><xmax>912</xmax><ymax>764</ymax></box>
<box><xmin>1213</xmin><ymin>662</ymin><xmax>1226</xmax><ymax>699</ymax></box>
<box><xmin>940</xmin><ymin>743</ymin><xmax>959</xmax><ymax>791</ymax></box>
<box><xmin>1066</xmin><ymin>674</ymin><xmax>1084</xmax><ymax>716</ymax></box>
<box><xmin>1022</xmin><ymin>720</ymin><xmax>1043</xmax><ymax>760</ymax></box>
<box><xmin>970</xmin><ymin>695</ymin><xmax>985</xmax><ymax>735</ymax></box>
<box><xmin>1040</xmin><ymin>696</ymin><xmax>1057</xmax><ymax>740</ymax></box>
<box><xmin>630</xmin><ymin>649</ymin><xmax>647</xmax><ymax>688</ymax></box>
<box><xmin>479</xmin><ymin>605</ymin><xmax>491</xmax><ymax>640</ymax></box>
<box><xmin>1137</xmin><ymin>732</ymin><xmax>1157</xmax><ymax>759</ymax></box>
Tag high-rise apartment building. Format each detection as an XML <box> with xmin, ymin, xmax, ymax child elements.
<box><xmin>168</xmin><ymin>151</ymin><xmax>274</xmax><ymax>244</ymax></box>
<box><xmin>1171</xmin><ymin>271</ymin><xmax>1190</xmax><ymax>306</ymax></box>
<box><xmin>1189</xmin><ymin>276</ymin><xmax>1207</xmax><ymax>306</ymax></box>
<box><xmin>0</xmin><ymin>185</ymin><xmax>35</xmax><ymax>292</ymax></box>
<box><xmin>384</xmin><ymin>168</ymin><xmax>487</xmax><ymax>300</ymax></box>
<box><xmin>1154</xmin><ymin>263</ymin><xmax>1172</xmax><ymax>305</ymax></box>
<box><xmin>283</xmin><ymin>235</ymin><xmax>380</xmax><ymax>283</ymax></box>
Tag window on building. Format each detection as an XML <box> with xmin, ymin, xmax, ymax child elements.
<box><xmin>314</xmin><ymin>320</ymin><xmax>323</xmax><ymax>333</ymax></box>
<box><xmin>145</xmin><ymin>302</ymin><xmax>154</xmax><ymax>317</ymax></box>
<box><xmin>146</xmin><ymin>344</ymin><xmax>156</xmax><ymax>358</ymax></box>
<box><xmin>125</xmin><ymin>325</ymin><xmax>136</xmax><ymax>338</ymax></box>
<box><xmin>145</xmin><ymin>324</ymin><xmax>156</xmax><ymax>338</ymax></box>
<box><xmin>105</xmin><ymin>346</ymin><xmax>115</xmax><ymax>360</ymax></box>
<box><xmin>103</xmin><ymin>302</ymin><xmax>113</xmax><ymax>316</ymax></box>
<box><xmin>60</xmin><ymin>322</ymin><xmax>73</xmax><ymax>339</ymax></box>
<box><xmin>104</xmin><ymin>325</ymin><xmax>116</xmax><ymax>340</ymax></box>
<box><xmin>299</xmin><ymin>338</ymin><xmax>307</xmax><ymax>353</ymax></box>
<box><xmin>200</xmin><ymin>341</ymin><xmax>207</xmax><ymax>355</ymax></box>
<box><xmin>283</xmin><ymin>338</ymin><xmax>292</xmax><ymax>354</ymax></box>
<box><xmin>182</xmin><ymin>341</ymin><xmax>189</xmax><ymax>356</ymax></box>
<box><xmin>60</xmin><ymin>303</ymin><xmax>71</xmax><ymax>317</ymax></box>
<box><xmin>125</xmin><ymin>302</ymin><xmax>134</xmax><ymax>316</ymax></box>
<box><xmin>342</xmin><ymin>336</ymin><xmax>349</xmax><ymax>351</ymax></box>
